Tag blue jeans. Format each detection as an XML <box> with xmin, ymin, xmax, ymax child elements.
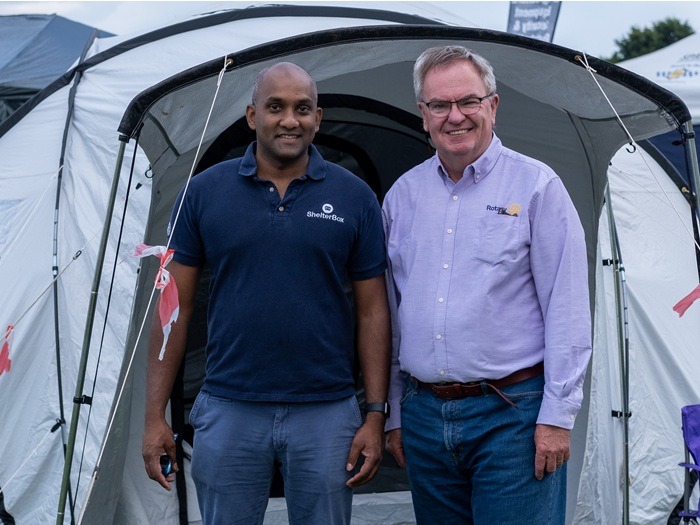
<box><xmin>188</xmin><ymin>391</ymin><xmax>362</xmax><ymax>525</ymax></box>
<box><xmin>401</xmin><ymin>374</ymin><xmax>566</xmax><ymax>525</ymax></box>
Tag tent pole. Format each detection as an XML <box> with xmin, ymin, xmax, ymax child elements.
<box><xmin>55</xmin><ymin>139</ymin><xmax>128</xmax><ymax>525</ymax></box>
<box><xmin>605</xmin><ymin>184</ymin><xmax>631</xmax><ymax>525</ymax></box>
<box><xmin>683</xmin><ymin>121</ymin><xmax>700</xmax><ymax>221</ymax></box>
<box><xmin>682</xmin><ymin>121</ymin><xmax>700</xmax><ymax>278</ymax></box>
<box><xmin>51</xmin><ymin>34</ymin><xmax>98</xmax><ymax>524</ymax></box>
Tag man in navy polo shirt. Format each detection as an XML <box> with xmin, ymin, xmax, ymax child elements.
<box><xmin>142</xmin><ymin>62</ymin><xmax>391</xmax><ymax>525</ymax></box>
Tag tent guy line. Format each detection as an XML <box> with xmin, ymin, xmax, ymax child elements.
<box><xmin>627</xmin><ymin>146</ymin><xmax>700</xmax><ymax>253</ymax></box>
<box><xmin>578</xmin><ymin>51</ymin><xmax>700</xmax><ymax>314</ymax></box>
<box><xmin>0</xmin><ymin>423</ymin><xmax>60</xmax><ymax>495</ymax></box>
<box><xmin>609</xmin><ymin>161</ymin><xmax>699</xmax><ymax>247</ymax></box>
<box><xmin>577</xmin><ymin>53</ymin><xmax>636</xmax><ymax>148</ymax></box>
<box><xmin>1</xmin><ymin>230</ymin><xmax>99</xmax><ymax>336</ymax></box>
<box><xmin>154</xmin><ymin>56</ymin><xmax>229</xmax><ymax>362</ymax></box>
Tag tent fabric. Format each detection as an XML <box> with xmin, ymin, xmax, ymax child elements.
<box><xmin>0</xmin><ymin>4</ymin><xmax>698</xmax><ymax>525</ymax></box>
<box><xmin>576</xmin><ymin>145</ymin><xmax>700</xmax><ymax>524</ymax></box>
<box><xmin>620</xmin><ymin>33</ymin><xmax>700</xmax><ymax>126</ymax></box>
<box><xmin>0</xmin><ymin>14</ymin><xmax>111</xmax><ymax>120</ymax></box>
<box><xmin>569</xmin><ymin>39</ymin><xmax>700</xmax><ymax>523</ymax></box>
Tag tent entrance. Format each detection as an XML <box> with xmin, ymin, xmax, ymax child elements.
<box><xmin>162</xmin><ymin>95</ymin><xmax>431</xmax><ymax>514</ymax></box>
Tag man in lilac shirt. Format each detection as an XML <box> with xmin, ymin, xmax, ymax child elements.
<box><xmin>383</xmin><ymin>46</ymin><xmax>591</xmax><ymax>524</ymax></box>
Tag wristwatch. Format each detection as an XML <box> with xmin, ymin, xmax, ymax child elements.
<box><xmin>364</xmin><ymin>402</ymin><xmax>391</xmax><ymax>418</ymax></box>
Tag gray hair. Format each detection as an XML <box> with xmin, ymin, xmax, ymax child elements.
<box><xmin>251</xmin><ymin>62</ymin><xmax>318</xmax><ymax>105</ymax></box>
<box><xmin>413</xmin><ymin>46</ymin><xmax>497</xmax><ymax>102</ymax></box>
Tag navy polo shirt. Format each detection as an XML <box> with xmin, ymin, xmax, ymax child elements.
<box><xmin>168</xmin><ymin>143</ymin><xmax>387</xmax><ymax>402</ymax></box>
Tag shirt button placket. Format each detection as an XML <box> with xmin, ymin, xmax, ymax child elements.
<box><xmin>433</xmin><ymin>190</ymin><xmax>460</xmax><ymax>376</ymax></box>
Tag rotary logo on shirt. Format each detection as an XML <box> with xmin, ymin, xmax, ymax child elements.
<box><xmin>486</xmin><ymin>203</ymin><xmax>521</xmax><ymax>216</ymax></box>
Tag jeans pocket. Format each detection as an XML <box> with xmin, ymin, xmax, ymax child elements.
<box><xmin>188</xmin><ymin>390</ymin><xmax>206</xmax><ymax>428</ymax></box>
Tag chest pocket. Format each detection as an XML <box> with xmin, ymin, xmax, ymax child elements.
<box><xmin>470</xmin><ymin>214</ymin><xmax>521</xmax><ymax>265</ymax></box>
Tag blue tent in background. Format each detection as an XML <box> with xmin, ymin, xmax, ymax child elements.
<box><xmin>0</xmin><ymin>14</ymin><xmax>112</xmax><ymax>120</ymax></box>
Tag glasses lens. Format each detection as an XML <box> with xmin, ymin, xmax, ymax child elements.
<box><xmin>429</xmin><ymin>102</ymin><xmax>450</xmax><ymax>117</ymax></box>
<box><xmin>427</xmin><ymin>97</ymin><xmax>486</xmax><ymax>117</ymax></box>
<box><xmin>457</xmin><ymin>99</ymin><xmax>482</xmax><ymax>115</ymax></box>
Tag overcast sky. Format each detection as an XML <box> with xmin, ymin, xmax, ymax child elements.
<box><xmin>1</xmin><ymin>1</ymin><xmax>699</xmax><ymax>58</ymax></box>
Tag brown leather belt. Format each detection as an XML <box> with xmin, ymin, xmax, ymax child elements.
<box><xmin>412</xmin><ymin>361</ymin><xmax>544</xmax><ymax>407</ymax></box>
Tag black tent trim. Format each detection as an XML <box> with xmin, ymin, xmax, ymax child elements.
<box><xmin>117</xmin><ymin>24</ymin><xmax>691</xmax><ymax>140</ymax></box>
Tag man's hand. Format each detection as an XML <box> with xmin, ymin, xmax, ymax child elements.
<box><xmin>534</xmin><ymin>424</ymin><xmax>570</xmax><ymax>480</ymax></box>
<box><xmin>386</xmin><ymin>428</ymin><xmax>405</xmax><ymax>468</ymax></box>
<box><xmin>345</xmin><ymin>414</ymin><xmax>385</xmax><ymax>487</ymax></box>
<box><xmin>143</xmin><ymin>417</ymin><xmax>178</xmax><ymax>490</ymax></box>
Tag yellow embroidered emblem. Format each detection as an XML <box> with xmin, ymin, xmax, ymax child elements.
<box><xmin>506</xmin><ymin>203</ymin><xmax>521</xmax><ymax>216</ymax></box>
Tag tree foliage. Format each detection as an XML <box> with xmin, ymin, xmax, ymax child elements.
<box><xmin>608</xmin><ymin>17</ymin><xmax>694</xmax><ymax>63</ymax></box>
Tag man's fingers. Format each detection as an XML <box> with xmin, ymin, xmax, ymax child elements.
<box><xmin>534</xmin><ymin>452</ymin><xmax>546</xmax><ymax>480</ymax></box>
<box><xmin>388</xmin><ymin>443</ymin><xmax>406</xmax><ymax>468</ymax></box>
<box><xmin>386</xmin><ymin>429</ymin><xmax>405</xmax><ymax>468</ymax></box>
<box><xmin>345</xmin><ymin>439</ymin><xmax>362</xmax><ymax>472</ymax></box>
<box><xmin>346</xmin><ymin>453</ymin><xmax>380</xmax><ymax>487</ymax></box>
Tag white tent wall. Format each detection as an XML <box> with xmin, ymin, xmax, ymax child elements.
<box><xmin>574</xmin><ymin>147</ymin><xmax>700</xmax><ymax>525</ymax></box>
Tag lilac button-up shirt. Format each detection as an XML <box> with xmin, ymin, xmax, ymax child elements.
<box><xmin>383</xmin><ymin>134</ymin><xmax>591</xmax><ymax>431</ymax></box>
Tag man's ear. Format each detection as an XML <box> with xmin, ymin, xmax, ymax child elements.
<box><xmin>418</xmin><ymin>104</ymin><xmax>429</xmax><ymax>133</ymax></box>
<box><xmin>315</xmin><ymin>107</ymin><xmax>323</xmax><ymax>132</ymax></box>
<box><xmin>490</xmin><ymin>94</ymin><xmax>499</xmax><ymax>124</ymax></box>
<box><xmin>245</xmin><ymin>104</ymin><xmax>256</xmax><ymax>131</ymax></box>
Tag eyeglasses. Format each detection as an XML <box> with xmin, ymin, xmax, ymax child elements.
<box><xmin>421</xmin><ymin>92</ymin><xmax>495</xmax><ymax>118</ymax></box>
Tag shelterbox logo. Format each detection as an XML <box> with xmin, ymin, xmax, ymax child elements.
<box><xmin>307</xmin><ymin>203</ymin><xmax>345</xmax><ymax>223</ymax></box>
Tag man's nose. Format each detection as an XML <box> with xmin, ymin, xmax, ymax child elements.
<box><xmin>280</xmin><ymin>109</ymin><xmax>299</xmax><ymax>127</ymax></box>
<box><xmin>447</xmin><ymin>101</ymin><xmax>466</xmax><ymax>123</ymax></box>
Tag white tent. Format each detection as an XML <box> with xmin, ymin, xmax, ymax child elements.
<box><xmin>571</xmin><ymin>36</ymin><xmax>700</xmax><ymax>525</ymax></box>
<box><xmin>620</xmin><ymin>32</ymin><xmax>700</xmax><ymax>124</ymax></box>
<box><xmin>0</xmin><ymin>4</ymin><xmax>698</xmax><ymax>525</ymax></box>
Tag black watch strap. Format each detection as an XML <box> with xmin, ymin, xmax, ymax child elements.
<box><xmin>364</xmin><ymin>402</ymin><xmax>391</xmax><ymax>418</ymax></box>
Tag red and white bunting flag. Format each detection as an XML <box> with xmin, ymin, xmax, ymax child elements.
<box><xmin>133</xmin><ymin>243</ymin><xmax>180</xmax><ymax>359</ymax></box>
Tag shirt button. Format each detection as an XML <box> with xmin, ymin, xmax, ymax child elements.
<box><xmin>435</xmin><ymin>334</ymin><xmax>442</xmax><ymax>340</ymax></box>
<box><xmin>438</xmin><ymin>297</ymin><xmax>444</xmax><ymax>303</ymax></box>
<box><xmin>439</xmin><ymin>370</ymin><xmax>446</xmax><ymax>376</ymax></box>
<box><xmin>269</xmin><ymin>187</ymin><xmax>274</xmax><ymax>192</ymax></box>
<box><xmin>570</xmin><ymin>415</ymin><xmax>575</xmax><ymax>420</ymax></box>
<box><xmin>443</xmin><ymin>263</ymin><xmax>449</xmax><ymax>269</ymax></box>
<box><xmin>447</xmin><ymin>228</ymin><xmax>453</xmax><ymax>234</ymax></box>
<box><xmin>278</xmin><ymin>206</ymin><xmax>284</xmax><ymax>212</ymax></box>
<box><xmin>452</xmin><ymin>195</ymin><xmax>458</xmax><ymax>201</ymax></box>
